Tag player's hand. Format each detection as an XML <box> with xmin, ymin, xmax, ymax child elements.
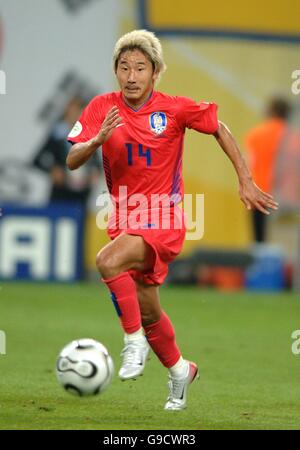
<box><xmin>239</xmin><ymin>179</ymin><xmax>279</xmax><ymax>215</ymax></box>
<box><xmin>94</xmin><ymin>106</ymin><xmax>122</xmax><ymax>146</ymax></box>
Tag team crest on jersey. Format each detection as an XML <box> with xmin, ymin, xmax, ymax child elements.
<box><xmin>149</xmin><ymin>112</ymin><xmax>167</xmax><ymax>135</ymax></box>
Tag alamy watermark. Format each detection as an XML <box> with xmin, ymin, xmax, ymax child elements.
<box><xmin>95</xmin><ymin>187</ymin><xmax>205</xmax><ymax>241</ymax></box>
<box><xmin>0</xmin><ymin>330</ymin><xmax>6</xmax><ymax>355</ymax></box>
<box><xmin>291</xmin><ymin>330</ymin><xmax>300</xmax><ymax>355</ymax></box>
<box><xmin>0</xmin><ymin>70</ymin><xmax>6</xmax><ymax>95</ymax></box>
<box><xmin>291</xmin><ymin>70</ymin><xmax>300</xmax><ymax>95</ymax></box>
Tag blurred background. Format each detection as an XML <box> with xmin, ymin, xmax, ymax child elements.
<box><xmin>1</xmin><ymin>0</ymin><xmax>300</xmax><ymax>292</ymax></box>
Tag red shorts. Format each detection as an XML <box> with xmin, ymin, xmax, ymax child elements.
<box><xmin>107</xmin><ymin>205</ymin><xmax>186</xmax><ymax>285</ymax></box>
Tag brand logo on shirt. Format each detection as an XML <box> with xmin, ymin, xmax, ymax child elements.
<box><xmin>149</xmin><ymin>112</ymin><xmax>167</xmax><ymax>135</ymax></box>
<box><xmin>68</xmin><ymin>120</ymin><xmax>83</xmax><ymax>138</ymax></box>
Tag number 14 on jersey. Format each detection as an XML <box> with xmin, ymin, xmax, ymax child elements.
<box><xmin>125</xmin><ymin>143</ymin><xmax>152</xmax><ymax>167</ymax></box>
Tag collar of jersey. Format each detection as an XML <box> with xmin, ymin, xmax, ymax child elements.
<box><xmin>122</xmin><ymin>90</ymin><xmax>154</xmax><ymax>112</ymax></box>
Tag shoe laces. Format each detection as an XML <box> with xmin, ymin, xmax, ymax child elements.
<box><xmin>121</xmin><ymin>342</ymin><xmax>143</xmax><ymax>366</ymax></box>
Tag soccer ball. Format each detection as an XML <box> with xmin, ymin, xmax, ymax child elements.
<box><xmin>56</xmin><ymin>338</ymin><xmax>114</xmax><ymax>396</ymax></box>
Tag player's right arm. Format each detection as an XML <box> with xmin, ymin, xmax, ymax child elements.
<box><xmin>66</xmin><ymin>106</ymin><xmax>122</xmax><ymax>170</ymax></box>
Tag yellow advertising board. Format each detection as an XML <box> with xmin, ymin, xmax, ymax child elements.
<box><xmin>141</xmin><ymin>0</ymin><xmax>300</xmax><ymax>41</ymax></box>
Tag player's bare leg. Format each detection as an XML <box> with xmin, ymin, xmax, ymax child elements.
<box><xmin>96</xmin><ymin>233</ymin><xmax>155</xmax><ymax>280</ymax></box>
<box><xmin>135</xmin><ymin>280</ymin><xmax>161</xmax><ymax>326</ymax></box>
<box><xmin>136</xmin><ymin>280</ymin><xmax>199</xmax><ymax>410</ymax></box>
<box><xmin>96</xmin><ymin>233</ymin><xmax>154</xmax><ymax>380</ymax></box>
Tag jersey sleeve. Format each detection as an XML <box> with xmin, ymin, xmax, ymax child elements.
<box><xmin>67</xmin><ymin>96</ymin><xmax>104</xmax><ymax>144</ymax></box>
<box><xmin>176</xmin><ymin>96</ymin><xmax>219</xmax><ymax>134</ymax></box>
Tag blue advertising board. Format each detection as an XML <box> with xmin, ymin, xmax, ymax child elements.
<box><xmin>0</xmin><ymin>203</ymin><xmax>84</xmax><ymax>281</ymax></box>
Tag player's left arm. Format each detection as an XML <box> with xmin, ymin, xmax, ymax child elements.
<box><xmin>213</xmin><ymin>121</ymin><xmax>279</xmax><ymax>214</ymax></box>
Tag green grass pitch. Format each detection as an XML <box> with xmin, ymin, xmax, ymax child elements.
<box><xmin>0</xmin><ymin>282</ymin><xmax>300</xmax><ymax>430</ymax></box>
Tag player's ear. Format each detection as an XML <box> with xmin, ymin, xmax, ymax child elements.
<box><xmin>152</xmin><ymin>69</ymin><xmax>159</xmax><ymax>84</ymax></box>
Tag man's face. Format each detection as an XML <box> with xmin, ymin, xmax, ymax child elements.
<box><xmin>116</xmin><ymin>49</ymin><xmax>158</xmax><ymax>107</ymax></box>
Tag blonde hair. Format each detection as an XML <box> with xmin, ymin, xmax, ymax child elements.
<box><xmin>112</xmin><ymin>29</ymin><xmax>166</xmax><ymax>82</ymax></box>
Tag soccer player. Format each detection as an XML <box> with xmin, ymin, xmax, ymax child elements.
<box><xmin>66</xmin><ymin>30</ymin><xmax>278</xmax><ymax>410</ymax></box>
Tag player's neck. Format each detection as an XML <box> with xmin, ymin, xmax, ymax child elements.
<box><xmin>122</xmin><ymin>90</ymin><xmax>153</xmax><ymax>111</ymax></box>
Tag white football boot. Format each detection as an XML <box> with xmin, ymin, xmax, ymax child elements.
<box><xmin>118</xmin><ymin>335</ymin><xmax>150</xmax><ymax>381</ymax></box>
<box><xmin>164</xmin><ymin>361</ymin><xmax>199</xmax><ymax>411</ymax></box>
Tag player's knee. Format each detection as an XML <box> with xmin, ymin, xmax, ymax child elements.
<box><xmin>141</xmin><ymin>310</ymin><xmax>161</xmax><ymax>327</ymax></box>
<box><xmin>96</xmin><ymin>250</ymin><xmax>119</xmax><ymax>278</ymax></box>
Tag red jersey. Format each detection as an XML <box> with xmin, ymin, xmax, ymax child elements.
<box><xmin>68</xmin><ymin>91</ymin><xmax>218</xmax><ymax>208</ymax></box>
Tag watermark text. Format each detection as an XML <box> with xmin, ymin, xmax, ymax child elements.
<box><xmin>96</xmin><ymin>187</ymin><xmax>205</xmax><ymax>241</ymax></box>
<box><xmin>0</xmin><ymin>70</ymin><xmax>6</xmax><ymax>95</ymax></box>
<box><xmin>0</xmin><ymin>330</ymin><xmax>6</xmax><ymax>355</ymax></box>
<box><xmin>291</xmin><ymin>70</ymin><xmax>300</xmax><ymax>95</ymax></box>
<box><xmin>291</xmin><ymin>330</ymin><xmax>300</xmax><ymax>355</ymax></box>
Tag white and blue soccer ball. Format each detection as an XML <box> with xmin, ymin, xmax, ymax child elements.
<box><xmin>56</xmin><ymin>338</ymin><xmax>114</xmax><ymax>396</ymax></box>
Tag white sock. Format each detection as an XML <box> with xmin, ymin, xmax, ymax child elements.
<box><xmin>169</xmin><ymin>357</ymin><xmax>189</xmax><ymax>378</ymax></box>
<box><xmin>125</xmin><ymin>328</ymin><xmax>144</xmax><ymax>342</ymax></box>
